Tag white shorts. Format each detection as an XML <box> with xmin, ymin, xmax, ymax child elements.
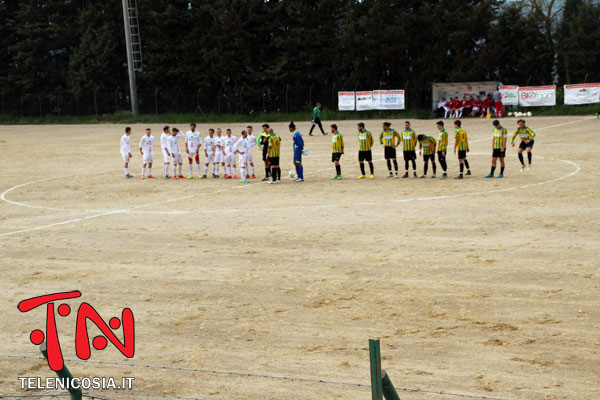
<box><xmin>172</xmin><ymin>152</ymin><xmax>183</xmax><ymax>164</ymax></box>
<box><xmin>121</xmin><ymin>152</ymin><xmax>130</xmax><ymax>163</ymax></box>
<box><xmin>162</xmin><ymin>149</ymin><xmax>171</xmax><ymax>163</ymax></box>
<box><xmin>246</xmin><ymin>151</ymin><xmax>253</xmax><ymax>163</ymax></box>
<box><xmin>238</xmin><ymin>153</ymin><xmax>248</xmax><ymax>166</ymax></box>
<box><xmin>214</xmin><ymin>152</ymin><xmax>224</xmax><ymax>163</ymax></box>
<box><xmin>142</xmin><ymin>152</ymin><xmax>153</xmax><ymax>164</ymax></box>
<box><xmin>225</xmin><ymin>153</ymin><xmax>235</xmax><ymax>165</ymax></box>
<box><xmin>205</xmin><ymin>152</ymin><xmax>214</xmax><ymax>164</ymax></box>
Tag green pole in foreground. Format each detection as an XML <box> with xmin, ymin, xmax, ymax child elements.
<box><xmin>40</xmin><ymin>342</ymin><xmax>82</xmax><ymax>400</ymax></box>
<box><xmin>382</xmin><ymin>369</ymin><xmax>401</xmax><ymax>400</ymax></box>
<box><xmin>369</xmin><ymin>339</ymin><xmax>383</xmax><ymax>400</ymax></box>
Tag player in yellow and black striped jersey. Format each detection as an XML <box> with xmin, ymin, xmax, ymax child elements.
<box><xmin>379</xmin><ymin>122</ymin><xmax>400</xmax><ymax>177</ymax></box>
<box><xmin>330</xmin><ymin>124</ymin><xmax>344</xmax><ymax>179</ymax></box>
<box><xmin>485</xmin><ymin>120</ymin><xmax>507</xmax><ymax>178</ymax></box>
<box><xmin>417</xmin><ymin>134</ymin><xmax>437</xmax><ymax>178</ymax></box>
<box><xmin>400</xmin><ymin>121</ymin><xmax>418</xmax><ymax>178</ymax></box>
<box><xmin>357</xmin><ymin>122</ymin><xmax>374</xmax><ymax>179</ymax></box>
<box><xmin>267</xmin><ymin>128</ymin><xmax>281</xmax><ymax>183</ymax></box>
<box><xmin>436</xmin><ymin>121</ymin><xmax>448</xmax><ymax>179</ymax></box>
<box><xmin>453</xmin><ymin>120</ymin><xmax>471</xmax><ymax>179</ymax></box>
<box><xmin>511</xmin><ymin>119</ymin><xmax>536</xmax><ymax>172</ymax></box>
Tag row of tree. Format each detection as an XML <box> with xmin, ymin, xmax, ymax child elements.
<box><xmin>1</xmin><ymin>0</ymin><xmax>599</xmax><ymax>115</ymax></box>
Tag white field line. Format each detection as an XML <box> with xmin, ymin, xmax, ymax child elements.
<box><xmin>0</xmin><ymin>117</ymin><xmax>592</xmax><ymax>237</ymax></box>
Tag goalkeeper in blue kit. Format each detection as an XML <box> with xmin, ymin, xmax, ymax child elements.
<box><xmin>290</xmin><ymin>121</ymin><xmax>305</xmax><ymax>182</ymax></box>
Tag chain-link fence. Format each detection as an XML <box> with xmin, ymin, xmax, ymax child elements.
<box><xmin>0</xmin><ymin>85</ymin><xmax>341</xmax><ymax>117</ymax></box>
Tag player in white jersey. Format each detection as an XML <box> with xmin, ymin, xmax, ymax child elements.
<box><xmin>213</xmin><ymin>128</ymin><xmax>226</xmax><ymax>178</ymax></box>
<box><xmin>234</xmin><ymin>130</ymin><xmax>252</xmax><ymax>183</ymax></box>
<box><xmin>223</xmin><ymin>128</ymin><xmax>237</xmax><ymax>179</ymax></box>
<box><xmin>120</xmin><ymin>127</ymin><xmax>133</xmax><ymax>178</ymax></box>
<box><xmin>168</xmin><ymin>127</ymin><xmax>184</xmax><ymax>179</ymax></box>
<box><xmin>185</xmin><ymin>123</ymin><xmax>202</xmax><ymax>179</ymax></box>
<box><xmin>139</xmin><ymin>128</ymin><xmax>155</xmax><ymax>179</ymax></box>
<box><xmin>160</xmin><ymin>126</ymin><xmax>172</xmax><ymax>179</ymax></box>
<box><xmin>202</xmin><ymin>129</ymin><xmax>217</xmax><ymax>178</ymax></box>
<box><xmin>245</xmin><ymin>125</ymin><xmax>257</xmax><ymax>179</ymax></box>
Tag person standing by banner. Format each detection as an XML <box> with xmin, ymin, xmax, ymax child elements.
<box><xmin>309</xmin><ymin>102</ymin><xmax>326</xmax><ymax>136</ymax></box>
<box><xmin>493</xmin><ymin>88</ymin><xmax>504</xmax><ymax>117</ymax></box>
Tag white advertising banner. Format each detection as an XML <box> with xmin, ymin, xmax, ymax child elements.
<box><xmin>499</xmin><ymin>85</ymin><xmax>519</xmax><ymax>105</ymax></box>
<box><xmin>338</xmin><ymin>91</ymin><xmax>355</xmax><ymax>111</ymax></box>
<box><xmin>355</xmin><ymin>91</ymin><xmax>373</xmax><ymax>111</ymax></box>
<box><xmin>518</xmin><ymin>85</ymin><xmax>556</xmax><ymax>107</ymax></box>
<box><xmin>372</xmin><ymin>90</ymin><xmax>405</xmax><ymax>110</ymax></box>
<box><xmin>564</xmin><ymin>83</ymin><xmax>600</xmax><ymax>105</ymax></box>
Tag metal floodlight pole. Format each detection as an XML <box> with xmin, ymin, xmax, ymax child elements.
<box><xmin>122</xmin><ymin>0</ymin><xmax>139</xmax><ymax>114</ymax></box>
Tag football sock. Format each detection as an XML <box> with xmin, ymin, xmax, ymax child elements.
<box><xmin>460</xmin><ymin>163</ymin><xmax>464</xmax><ymax>173</ymax></box>
<box><xmin>148</xmin><ymin>168</ymin><xmax>152</xmax><ymax>175</ymax></box>
<box><xmin>500</xmin><ymin>166</ymin><xmax>505</xmax><ymax>174</ymax></box>
<box><xmin>335</xmin><ymin>165</ymin><xmax>341</xmax><ymax>175</ymax></box>
<box><xmin>464</xmin><ymin>160</ymin><xmax>470</xmax><ymax>170</ymax></box>
<box><xmin>298</xmin><ymin>166</ymin><xmax>304</xmax><ymax>179</ymax></box>
<box><xmin>369</xmin><ymin>163</ymin><xmax>374</xmax><ymax>174</ymax></box>
<box><xmin>164</xmin><ymin>164</ymin><xmax>168</xmax><ymax>175</ymax></box>
<box><xmin>432</xmin><ymin>162</ymin><xmax>436</xmax><ymax>174</ymax></box>
<box><xmin>387</xmin><ymin>160</ymin><xmax>392</xmax><ymax>171</ymax></box>
<box><xmin>360</xmin><ymin>163</ymin><xmax>365</xmax><ymax>175</ymax></box>
<box><xmin>124</xmin><ymin>168</ymin><xmax>128</xmax><ymax>175</ymax></box>
<box><xmin>411</xmin><ymin>159</ymin><xmax>416</xmax><ymax>171</ymax></box>
<box><xmin>424</xmin><ymin>163</ymin><xmax>428</xmax><ymax>175</ymax></box>
<box><xmin>393</xmin><ymin>160</ymin><xmax>398</xmax><ymax>172</ymax></box>
<box><xmin>527</xmin><ymin>152</ymin><xmax>532</xmax><ymax>164</ymax></box>
<box><xmin>518</xmin><ymin>153</ymin><xmax>524</xmax><ymax>165</ymax></box>
<box><xmin>491</xmin><ymin>166</ymin><xmax>496</xmax><ymax>174</ymax></box>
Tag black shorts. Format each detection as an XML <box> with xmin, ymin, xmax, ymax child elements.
<box><xmin>358</xmin><ymin>150</ymin><xmax>372</xmax><ymax>162</ymax></box>
<box><xmin>332</xmin><ymin>153</ymin><xmax>342</xmax><ymax>162</ymax></box>
<box><xmin>423</xmin><ymin>154</ymin><xmax>435</xmax><ymax>162</ymax></box>
<box><xmin>268</xmin><ymin>157</ymin><xmax>279</xmax><ymax>165</ymax></box>
<box><xmin>492</xmin><ymin>148</ymin><xmax>506</xmax><ymax>158</ymax></box>
<box><xmin>403</xmin><ymin>150</ymin><xmax>416</xmax><ymax>161</ymax></box>
<box><xmin>384</xmin><ymin>146</ymin><xmax>396</xmax><ymax>159</ymax></box>
<box><xmin>437</xmin><ymin>151</ymin><xmax>446</xmax><ymax>160</ymax></box>
<box><xmin>519</xmin><ymin>140</ymin><xmax>534</xmax><ymax>150</ymax></box>
<box><xmin>262</xmin><ymin>146</ymin><xmax>269</xmax><ymax>161</ymax></box>
<box><xmin>458</xmin><ymin>150</ymin><xmax>467</xmax><ymax>159</ymax></box>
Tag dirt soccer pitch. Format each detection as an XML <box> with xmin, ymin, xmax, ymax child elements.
<box><xmin>0</xmin><ymin>116</ymin><xmax>598</xmax><ymax>400</ymax></box>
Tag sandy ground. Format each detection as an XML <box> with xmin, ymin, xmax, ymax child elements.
<box><xmin>0</xmin><ymin>116</ymin><xmax>599</xmax><ymax>400</ymax></box>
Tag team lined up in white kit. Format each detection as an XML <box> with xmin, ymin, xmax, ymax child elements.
<box><xmin>120</xmin><ymin>123</ymin><xmax>259</xmax><ymax>181</ymax></box>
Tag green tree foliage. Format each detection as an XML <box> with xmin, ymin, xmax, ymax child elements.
<box><xmin>557</xmin><ymin>0</ymin><xmax>600</xmax><ymax>84</ymax></box>
<box><xmin>1</xmin><ymin>0</ymin><xmax>599</xmax><ymax>115</ymax></box>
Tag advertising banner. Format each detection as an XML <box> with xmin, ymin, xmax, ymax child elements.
<box><xmin>518</xmin><ymin>85</ymin><xmax>556</xmax><ymax>107</ymax></box>
<box><xmin>564</xmin><ymin>83</ymin><xmax>600</xmax><ymax>105</ymax></box>
<box><xmin>338</xmin><ymin>91</ymin><xmax>355</xmax><ymax>111</ymax></box>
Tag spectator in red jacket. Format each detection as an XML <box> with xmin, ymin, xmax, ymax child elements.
<box><xmin>481</xmin><ymin>94</ymin><xmax>493</xmax><ymax>117</ymax></box>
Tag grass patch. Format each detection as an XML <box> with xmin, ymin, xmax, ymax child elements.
<box><xmin>0</xmin><ymin>105</ymin><xmax>596</xmax><ymax>125</ymax></box>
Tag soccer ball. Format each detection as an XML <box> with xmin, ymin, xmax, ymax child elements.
<box><xmin>508</xmin><ymin>112</ymin><xmax>513</xmax><ymax>117</ymax></box>
<box><xmin>289</xmin><ymin>170</ymin><xmax>296</xmax><ymax>179</ymax></box>
<box><xmin>527</xmin><ymin>111</ymin><xmax>532</xmax><ymax>117</ymax></box>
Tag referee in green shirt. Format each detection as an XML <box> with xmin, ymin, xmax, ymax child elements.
<box><xmin>309</xmin><ymin>102</ymin><xmax>326</xmax><ymax>136</ymax></box>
